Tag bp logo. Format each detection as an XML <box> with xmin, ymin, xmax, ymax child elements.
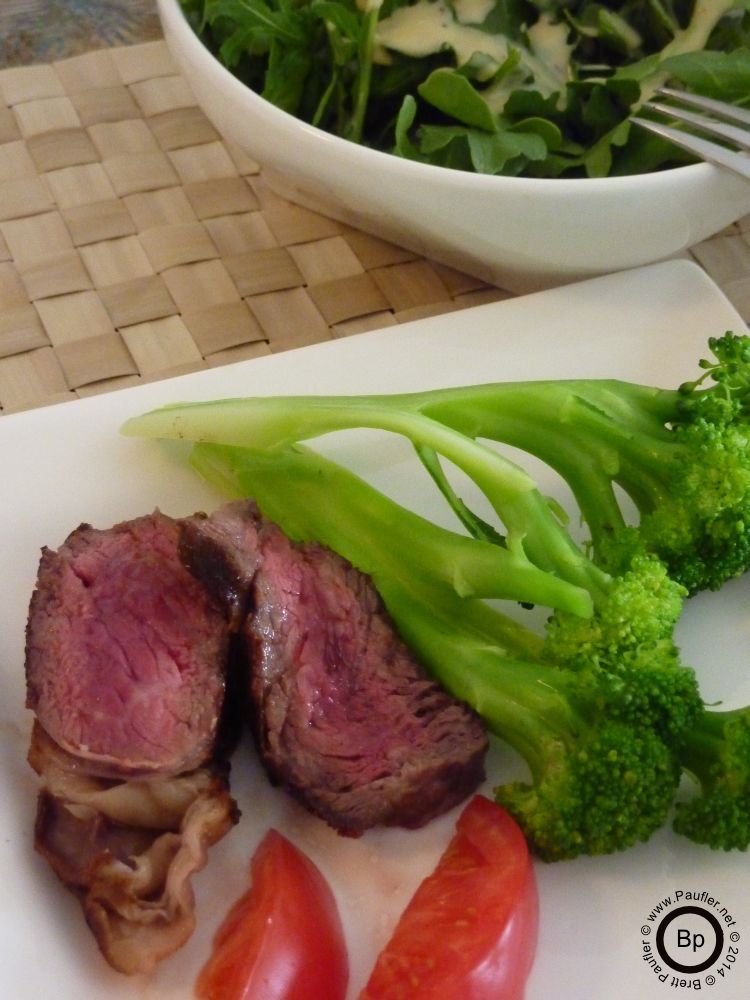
<box><xmin>640</xmin><ymin>890</ymin><xmax>742</xmax><ymax>989</ymax></box>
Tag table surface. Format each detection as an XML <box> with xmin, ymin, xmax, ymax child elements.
<box><xmin>0</xmin><ymin>1</ymin><xmax>162</xmax><ymax>68</ymax></box>
<box><xmin>0</xmin><ymin>0</ymin><xmax>748</xmax><ymax>415</ymax></box>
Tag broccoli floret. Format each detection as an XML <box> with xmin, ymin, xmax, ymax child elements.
<box><xmin>405</xmin><ymin>332</ymin><xmax>750</xmax><ymax>595</ymax></box>
<box><xmin>544</xmin><ymin>551</ymin><xmax>686</xmax><ymax>661</ymax></box>
<box><xmin>498</xmin><ymin>721</ymin><xmax>681</xmax><ymax>862</ymax></box>
<box><xmin>538</xmin><ymin>549</ymin><xmax>700</xmax><ymax>747</ymax></box>
<box><xmin>178</xmin><ymin>441</ymin><xmax>701</xmax><ymax>861</ymax></box>
<box><xmin>458</xmin><ymin>651</ymin><xmax>686</xmax><ymax>863</ymax></box>
<box><xmin>673</xmin><ymin>706</ymin><xmax>750</xmax><ymax>852</ymax></box>
<box><xmin>488</xmin><ymin>622</ymin><xmax>698</xmax><ymax>861</ymax></box>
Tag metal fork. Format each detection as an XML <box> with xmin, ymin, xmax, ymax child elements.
<box><xmin>632</xmin><ymin>87</ymin><xmax>750</xmax><ymax>179</ymax></box>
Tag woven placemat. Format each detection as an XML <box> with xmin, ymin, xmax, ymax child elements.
<box><xmin>0</xmin><ymin>40</ymin><xmax>511</xmax><ymax>415</ymax></box>
<box><xmin>0</xmin><ymin>38</ymin><xmax>749</xmax><ymax>415</ymax></box>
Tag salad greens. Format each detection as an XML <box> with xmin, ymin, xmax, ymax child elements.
<box><xmin>180</xmin><ymin>0</ymin><xmax>750</xmax><ymax>177</ymax></box>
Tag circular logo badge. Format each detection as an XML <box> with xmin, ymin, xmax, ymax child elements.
<box><xmin>655</xmin><ymin>905</ymin><xmax>725</xmax><ymax>974</ymax></box>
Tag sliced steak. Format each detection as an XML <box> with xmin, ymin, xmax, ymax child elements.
<box><xmin>25</xmin><ymin>511</ymin><xmax>229</xmax><ymax>777</ymax></box>
<box><xmin>183</xmin><ymin>501</ymin><xmax>488</xmax><ymax>835</ymax></box>
<box><xmin>25</xmin><ymin>511</ymin><xmax>239</xmax><ymax>974</ymax></box>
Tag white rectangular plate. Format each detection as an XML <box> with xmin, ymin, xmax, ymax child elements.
<box><xmin>3</xmin><ymin>259</ymin><xmax>750</xmax><ymax>1000</ymax></box>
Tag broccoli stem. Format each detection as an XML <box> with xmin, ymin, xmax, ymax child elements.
<box><xmin>173</xmin><ymin>380</ymin><xmax>686</xmax><ymax>561</ymax></box>
<box><xmin>400</xmin><ymin>379</ymin><xmax>683</xmax><ymax>512</ymax></box>
<box><xmin>679</xmin><ymin>706</ymin><xmax>744</xmax><ymax>786</ymax></box>
<box><xmin>123</xmin><ymin>394</ymin><xmax>612</xmax><ymax>602</ymax></box>
<box><xmin>395</xmin><ymin>590</ymin><xmax>585</xmax><ymax>778</ymax></box>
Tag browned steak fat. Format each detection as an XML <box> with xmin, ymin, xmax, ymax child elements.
<box><xmin>29</xmin><ymin>724</ymin><xmax>237</xmax><ymax>975</ymax></box>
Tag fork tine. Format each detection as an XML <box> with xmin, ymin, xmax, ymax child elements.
<box><xmin>654</xmin><ymin>86</ymin><xmax>750</xmax><ymax>129</ymax></box>
<box><xmin>645</xmin><ymin>100</ymin><xmax>750</xmax><ymax>152</ymax></box>
<box><xmin>632</xmin><ymin>88</ymin><xmax>750</xmax><ymax>181</ymax></box>
<box><xmin>631</xmin><ymin>117</ymin><xmax>750</xmax><ymax>180</ymax></box>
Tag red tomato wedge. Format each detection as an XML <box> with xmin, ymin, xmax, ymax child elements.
<box><xmin>359</xmin><ymin>795</ymin><xmax>539</xmax><ymax>1000</ymax></box>
<box><xmin>195</xmin><ymin>829</ymin><xmax>348</xmax><ymax>1000</ymax></box>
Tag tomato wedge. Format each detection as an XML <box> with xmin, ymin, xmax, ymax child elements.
<box><xmin>359</xmin><ymin>795</ymin><xmax>539</xmax><ymax>1000</ymax></box>
<box><xmin>195</xmin><ymin>829</ymin><xmax>348</xmax><ymax>1000</ymax></box>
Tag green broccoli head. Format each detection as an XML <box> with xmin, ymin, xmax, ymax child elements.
<box><xmin>496</xmin><ymin>552</ymin><xmax>703</xmax><ymax>862</ymax></box>
<box><xmin>486</xmin><ymin>651</ymin><xmax>696</xmax><ymax>861</ymax></box>
<box><xmin>636</xmin><ymin>419</ymin><xmax>750</xmax><ymax>595</ymax></box>
<box><xmin>588</xmin><ymin>415</ymin><xmax>750</xmax><ymax>595</ymax></box>
<box><xmin>543</xmin><ymin>551</ymin><xmax>686</xmax><ymax>661</ymax></box>
<box><xmin>496</xmin><ymin>720</ymin><xmax>682</xmax><ymax>861</ymax></box>
<box><xmin>674</xmin><ymin>708</ymin><xmax>750</xmax><ymax>852</ymax></box>
<box><xmin>541</xmin><ymin>551</ymin><xmax>703</xmax><ymax>743</ymax></box>
<box><xmin>677</xmin><ymin>332</ymin><xmax>750</xmax><ymax>409</ymax></box>
<box><xmin>636</xmin><ymin>333</ymin><xmax>750</xmax><ymax>594</ymax></box>
<box><xmin>596</xmin><ymin>648</ymin><xmax>703</xmax><ymax>743</ymax></box>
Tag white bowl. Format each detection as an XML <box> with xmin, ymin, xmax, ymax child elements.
<box><xmin>157</xmin><ymin>0</ymin><xmax>750</xmax><ymax>293</ymax></box>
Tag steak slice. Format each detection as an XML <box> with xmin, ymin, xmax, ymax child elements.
<box><xmin>182</xmin><ymin>501</ymin><xmax>488</xmax><ymax>836</ymax></box>
<box><xmin>25</xmin><ymin>511</ymin><xmax>229</xmax><ymax>777</ymax></box>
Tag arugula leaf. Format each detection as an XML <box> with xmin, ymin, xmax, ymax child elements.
<box><xmin>311</xmin><ymin>0</ymin><xmax>361</xmax><ymax>42</ymax></box>
<box><xmin>467</xmin><ymin>127</ymin><xmax>548</xmax><ymax>172</ymax></box>
<box><xmin>418</xmin><ymin>69</ymin><xmax>498</xmax><ymax>131</ymax></box>
<box><xmin>394</xmin><ymin>94</ymin><xmax>421</xmax><ymax>158</ymax></box>
<box><xmin>416</xmin><ymin>120</ymin><xmax>549</xmax><ymax>174</ymax></box>
<box><xmin>263</xmin><ymin>39</ymin><xmax>312</xmax><ymax>113</ymax></box>
<box><xmin>513</xmin><ymin>115</ymin><xmax>564</xmax><ymax>149</ymax></box>
<box><xmin>482</xmin><ymin>0</ymin><xmax>535</xmax><ymax>41</ymax></box>
<box><xmin>204</xmin><ymin>0</ymin><xmax>310</xmax><ymax>49</ymax></box>
<box><xmin>583</xmin><ymin>118</ymin><xmax>631</xmax><ymax>178</ymax></box>
<box><xmin>309</xmin><ymin>0</ymin><xmax>374</xmax><ymax>139</ymax></box>
<box><xmin>660</xmin><ymin>47</ymin><xmax>750</xmax><ymax>101</ymax></box>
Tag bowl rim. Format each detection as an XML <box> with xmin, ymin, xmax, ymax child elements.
<box><xmin>157</xmin><ymin>0</ymin><xmax>717</xmax><ymax>195</ymax></box>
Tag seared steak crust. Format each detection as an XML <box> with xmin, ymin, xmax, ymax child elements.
<box><xmin>179</xmin><ymin>505</ymin><xmax>261</xmax><ymax>631</ymax></box>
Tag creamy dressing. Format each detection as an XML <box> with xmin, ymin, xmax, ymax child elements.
<box><xmin>453</xmin><ymin>0</ymin><xmax>494</xmax><ymax>26</ymax></box>
<box><xmin>375</xmin><ymin>0</ymin><xmax>510</xmax><ymax>66</ymax></box>
<box><xmin>527</xmin><ymin>13</ymin><xmax>574</xmax><ymax>83</ymax></box>
<box><xmin>374</xmin><ymin>2</ymin><xmax>573</xmax><ymax>108</ymax></box>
